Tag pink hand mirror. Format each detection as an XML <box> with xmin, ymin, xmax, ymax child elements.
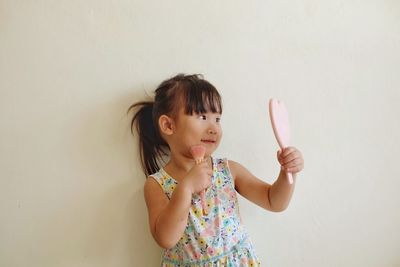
<box><xmin>269</xmin><ymin>98</ymin><xmax>293</xmax><ymax>184</ymax></box>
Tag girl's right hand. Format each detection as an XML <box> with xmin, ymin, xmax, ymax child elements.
<box><xmin>181</xmin><ymin>161</ymin><xmax>212</xmax><ymax>195</ymax></box>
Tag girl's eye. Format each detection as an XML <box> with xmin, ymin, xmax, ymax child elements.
<box><xmin>216</xmin><ymin>117</ymin><xmax>221</xmax><ymax>123</ymax></box>
<box><xmin>199</xmin><ymin>115</ymin><xmax>207</xmax><ymax>120</ymax></box>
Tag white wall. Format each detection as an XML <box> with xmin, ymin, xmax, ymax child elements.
<box><xmin>1</xmin><ymin>1</ymin><xmax>399</xmax><ymax>266</ymax></box>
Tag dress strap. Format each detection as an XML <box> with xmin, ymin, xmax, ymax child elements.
<box><xmin>149</xmin><ymin>169</ymin><xmax>177</xmax><ymax>199</ymax></box>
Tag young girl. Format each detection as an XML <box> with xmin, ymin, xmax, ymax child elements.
<box><xmin>129</xmin><ymin>74</ymin><xmax>304</xmax><ymax>266</ymax></box>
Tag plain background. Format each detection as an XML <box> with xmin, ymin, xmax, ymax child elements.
<box><xmin>1</xmin><ymin>1</ymin><xmax>399</xmax><ymax>266</ymax></box>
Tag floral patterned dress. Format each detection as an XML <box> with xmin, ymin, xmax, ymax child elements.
<box><xmin>150</xmin><ymin>157</ymin><xmax>261</xmax><ymax>267</ymax></box>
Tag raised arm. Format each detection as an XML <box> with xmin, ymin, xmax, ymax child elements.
<box><xmin>230</xmin><ymin>146</ymin><xmax>303</xmax><ymax>212</ymax></box>
<box><xmin>144</xmin><ymin>161</ymin><xmax>212</xmax><ymax>249</ymax></box>
<box><xmin>144</xmin><ymin>178</ymin><xmax>192</xmax><ymax>249</ymax></box>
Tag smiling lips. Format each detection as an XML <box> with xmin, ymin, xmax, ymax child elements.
<box><xmin>201</xmin><ymin>139</ymin><xmax>216</xmax><ymax>144</ymax></box>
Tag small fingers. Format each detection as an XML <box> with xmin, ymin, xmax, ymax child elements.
<box><xmin>282</xmin><ymin>157</ymin><xmax>301</xmax><ymax>167</ymax></box>
<box><xmin>279</xmin><ymin>147</ymin><xmax>302</xmax><ymax>161</ymax></box>
<box><xmin>281</xmin><ymin>154</ymin><xmax>301</xmax><ymax>166</ymax></box>
<box><xmin>278</xmin><ymin>147</ymin><xmax>304</xmax><ymax>172</ymax></box>
<box><xmin>282</xmin><ymin>158</ymin><xmax>304</xmax><ymax>172</ymax></box>
<box><xmin>277</xmin><ymin>149</ymin><xmax>282</xmax><ymax>158</ymax></box>
<box><xmin>280</xmin><ymin>147</ymin><xmax>297</xmax><ymax>158</ymax></box>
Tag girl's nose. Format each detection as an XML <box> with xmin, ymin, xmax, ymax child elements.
<box><xmin>208</xmin><ymin>129</ymin><xmax>217</xmax><ymax>134</ymax></box>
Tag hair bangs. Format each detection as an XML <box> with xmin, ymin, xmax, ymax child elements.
<box><xmin>182</xmin><ymin>77</ymin><xmax>222</xmax><ymax>115</ymax></box>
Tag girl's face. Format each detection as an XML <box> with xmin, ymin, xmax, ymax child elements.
<box><xmin>172</xmin><ymin>107</ymin><xmax>222</xmax><ymax>157</ymax></box>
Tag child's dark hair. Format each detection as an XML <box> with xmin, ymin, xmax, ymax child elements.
<box><xmin>128</xmin><ymin>73</ymin><xmax>222</xmax><ymax>177</ymax></box>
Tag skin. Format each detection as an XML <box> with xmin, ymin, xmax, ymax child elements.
<box><xmin>144</xmin><ymin>107</ymin><xmax>304</xmax><ymax>249</ymax></box>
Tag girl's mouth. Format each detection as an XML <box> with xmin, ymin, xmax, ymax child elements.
<box><xmin>201</xmin><ymin>139</ymin><xmax>216</xmax><ymax>144</ymax></box>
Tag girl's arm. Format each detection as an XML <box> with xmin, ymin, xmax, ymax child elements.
<box><xmin>144</xmin><ymin>178</ymin><xmax>192</xmax><ymax>249</ymax></box>
<box><xmin>230</xmin><ymin>161</ymin><xmax>294</xmax><ymax>212</ymax></box>
<box><xmin>230</xmin><ymin>147</ymin><xmax>303</xmax><ymax>212</ymax></box>
<box><xmin>144</xmin><ymin>161</ymin><xmax>212</xmax><ymax>249</ymax></box>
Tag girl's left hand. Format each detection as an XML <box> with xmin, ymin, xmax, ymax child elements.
<box><xmin>277</xmin><ymin>146</ymin><xmax>304</xmax><ymax>174</ymax></box>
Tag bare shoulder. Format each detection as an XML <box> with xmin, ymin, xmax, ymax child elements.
<box><xmin>227</xmin><ymin>160</ymin><xmax>252</xmax><ymax>181</ymax></box>
<box><xmin>144</xmin><ymin>176</ymin><xmax>160</xmax><ymax>192</ymax></box>
<box><xmin>227</xmin><ymin>160</ymin><xmax>257</xmax><ymax>193</ymax></box>
<box><xmin>144</xmin><ymin>176</ymin><xmax>168</xmax><ymax>207</ymax></box>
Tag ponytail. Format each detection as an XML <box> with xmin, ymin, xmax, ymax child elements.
<box><xmin>128</xmin><ymin>101</ymin><xmax>168</xmax><ymax>176</ymax></box>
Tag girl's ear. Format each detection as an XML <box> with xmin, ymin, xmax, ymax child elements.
<box><xmin>158</xmin><ymin>115</ymin><xmax>175</xmax><ymax>135</ymax></box>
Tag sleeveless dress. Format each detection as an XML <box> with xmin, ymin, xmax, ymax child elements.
<box><xmin>150</xmin><ymin>157</ymin><xmax>261</xmax><ymax>267</ymax></box>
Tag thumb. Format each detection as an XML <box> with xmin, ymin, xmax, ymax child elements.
<box><xmin>277</xmin><ymin>149</ymin><xmax>283</xmax><ymax>164</ymax></box>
